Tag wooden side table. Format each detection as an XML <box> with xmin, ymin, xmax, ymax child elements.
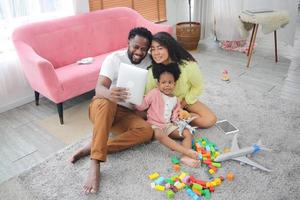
<box><xmin>239</xmin><ymin>10</ymin><xmax>289</xmax><ymax>68</ymax></box>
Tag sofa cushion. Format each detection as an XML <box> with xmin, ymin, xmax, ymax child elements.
<box><xmin>55</xmin><ymin>53</ymin><xmax>111</xmax><ymax>101</ymax></box>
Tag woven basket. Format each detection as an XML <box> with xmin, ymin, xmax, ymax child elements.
<box><xmin>176</xmin><ymin>22</ymin><xmax>201</xmax><ymax>50</ymax></box>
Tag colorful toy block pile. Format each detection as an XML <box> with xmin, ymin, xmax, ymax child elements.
<box><xmin>192</xmin><ymin>137</ymin><xmax>222</xmax><ymax>175</ymax></box>
<box><xmin>148</xmin><ymin>137</ymin><xmax>235</xmax><ymax>199</ymax></box>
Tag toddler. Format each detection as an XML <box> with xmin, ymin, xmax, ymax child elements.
<box><xmin>136</xmin><ymin>63</ymin><xmax>200</xmax><ymax>168</ymax></box>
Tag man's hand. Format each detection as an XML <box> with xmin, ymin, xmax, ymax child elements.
<box><xmin>108</xmin><ymin>87</ymin><xmax>130</xmax><ymax>103</ymax></box>
<box><xmin>95</xmin><ymin>75</ymin><xmax>131</xmax><ymax>103</ymax></box>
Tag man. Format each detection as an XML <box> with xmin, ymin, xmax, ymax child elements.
<box><xmin>70</xmin><ymin>27</ymin><xmax>153</xmax><ymax>194</ymax></box>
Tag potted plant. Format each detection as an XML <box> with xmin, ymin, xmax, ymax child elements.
<box><xmin>176</xmin><ymin>0</ymin><xmax>201</xmax><ymax>50</ymax></box>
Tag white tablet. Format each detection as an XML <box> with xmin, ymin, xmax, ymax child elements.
<box><xmin>116</xmin><ymin>63</ymin><xmax>148</xmax><ymax>105</ymax></box>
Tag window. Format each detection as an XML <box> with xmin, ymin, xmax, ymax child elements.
<box><xmin>89</xmin><ymin>0</ymin><xmax>166</xmax><ymax>23</ymax></box>
<box><xmin>0</xmin><ymin>0</ymin><xmax>74</xmax><ymax>53</ymax></box>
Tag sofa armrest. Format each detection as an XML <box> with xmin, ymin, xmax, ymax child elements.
<box><xmin>137</xmin><ymin>18</ymin><xmax>173</xmax><ymax>35</ymax></box>
<box><xmin>15</xmin><ymin>42</ymin><xmax>62</xmax><ymax>100</ymax></box>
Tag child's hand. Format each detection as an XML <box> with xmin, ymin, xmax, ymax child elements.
<box><xmin>178</xmin><ymin>109</ymin><xmax>190</xmax><ymax>120</ymax></box>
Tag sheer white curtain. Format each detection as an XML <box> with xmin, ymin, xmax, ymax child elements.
<box><xmin>214</xmin><ymin>0</ymin><xmax>244</xmax><ymax>41</ymax></box>
<box><xmin>0</xmin><ymin>0</ymin><xmax>75</xmax><ymax>113</ymax></box>
<box><xmin>192</xmin><ymin>0</ymin><xmax>214</xmax><ymax>39</ymax></box>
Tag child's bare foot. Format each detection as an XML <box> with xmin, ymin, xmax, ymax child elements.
<box><xmin>69</xmin><ymin>147</ymin><xmax>90</xmax><ymax>164</ymax></box>
<box><xmin>185</xmin><ymin>149</ymin><xmax>199</xmax><ymax>160</ymax></box>
<box><xmin>83</xmin><ymin>159</ymin><xmax>100</xmax><ymax>194</ymax></box>
<box><xmin>180</xmin><ymin>156</ymin><xmax>201</xmax><ymax>168</ymax></box>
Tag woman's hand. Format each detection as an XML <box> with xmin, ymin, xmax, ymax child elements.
<box><xmin>180</xmin><ymin>99</ymin><xmax>189</xmax><ymax>109</ymax></box>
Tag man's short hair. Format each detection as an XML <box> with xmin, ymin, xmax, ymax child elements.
<box><xmin>128</xmin><ymin>27</ymin><xmax>152</xmax><ymax>44</ymax></box>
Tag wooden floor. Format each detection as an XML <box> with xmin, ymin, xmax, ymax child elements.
<box><xmin>0</xmin><ymin>13</ymin><xmax>299</xmax><ymax>184</ymax></box>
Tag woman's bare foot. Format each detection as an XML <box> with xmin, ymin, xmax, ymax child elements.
<box><xmin>69</xmin><ymin>144</ymin><xmax>91</xmax><ymax>164</ymax></box>
<box><xmin>83</xmin><ymin>159</ymin><xmax>100</xmax><ymax>194</ymax></box>
<box><xmin>180</xmin><ymin>156</ymin><xmax>201</xmax><ymax>168</ymax></box>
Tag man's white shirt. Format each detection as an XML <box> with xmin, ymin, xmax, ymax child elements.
<box><xmin>99</xmin><ymin>49</ymin><xmax>152</xmax><ymax>109</ymax></box>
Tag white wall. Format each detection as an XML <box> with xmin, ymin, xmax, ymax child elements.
<box><xmin>0</xmin><ymin>0</ymin><xmax>187</xmax><ymax>113</ymax></box>
<box><xmin>0</xmin><ymin>53</ymin><xmax>34</xmax><ymax>113</ymax></box>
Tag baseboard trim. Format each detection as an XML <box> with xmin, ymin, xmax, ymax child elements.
<box><xmin>0</xmin><ymin>95</ymin><xmax>34</xmax><ymax>113</ymax></box>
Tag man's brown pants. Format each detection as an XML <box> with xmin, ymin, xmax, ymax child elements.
<box><xmin>89</xmin><ymin>98</ymin><xmax>153</xmax><ymax>162</ymax></box>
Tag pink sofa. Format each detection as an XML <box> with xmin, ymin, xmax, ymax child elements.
<box><xmin>12</xmin><ymin>7</ymin><xmax>172</xmax><ymax>124</ymax></box>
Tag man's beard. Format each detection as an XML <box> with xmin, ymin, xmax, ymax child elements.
<box><xmin>128</xmin><ymin>50</ymin><xmax>143</xmax><ymax>64</ymax></box>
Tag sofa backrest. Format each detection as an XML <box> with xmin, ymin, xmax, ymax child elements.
<box><xmin>13</xmin><ymin>7</ymin><xmax>144</xmax><ymax>68</ymax></box>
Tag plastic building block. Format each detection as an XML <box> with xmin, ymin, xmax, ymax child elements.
<box><xmin>154</xmin><ymin>177</ymin><xmax>165</xmax><ymax>185</ymax></box>
<box><xmin>203</xmin><ymin>189</ymin><xmax>211</xmax><ymax>200</ymax></box>
<box><xmin>192</xmin><ymin>183</ymin><xmax>202</xmax><ymax>190</ymax></box>
<box><xmin>208</xmin><ymin>169</ymin><xmax>216</xmax><ymax>174</ymax></box>
<box><xmin>170</xmin><ymin>185</ymin><xmax>178</xmax><ymax>193</ymax></box>
<box><xmin>174</xmin><ymin>181</ymin><xmax>185</xmax><ymax>190</ymax></box>
<box><xmin>227</xmin><ymin>172</ymin><xmax>235</xmax><ymax>181</ymax></box>
<box><xmin>210</xmin><ymin>181</ymin><xmax>217</xmax><ymax>187</ymax></box>
<box><xmin>212</xmin><ymin>162</ymin><xmax>221</xmax><ymax>168</ymax></box>
<box><xmin>179</xmin><ymin>172</ymin><xmax>188</xmax><ymax>181</ymax></box>
<box><xmin>182</xmin><ymin>176</ymin><xmax>190</xmax><ymax>184</ymax></box>
<box><xmin>165</xmin><ymin>178</ymin><xmax>174</xmax><ymax>185</ymax></box>
<box><xmin>192</xmin><ymin>188</ymin><xmax>201</xmax><ymax>195</ymax></box>
<box><xmin>171</xmin><ymin>156</ymin><xmax>180</xmax><ymax>164</ymax></box>
<box><xmin>148</xmin><ymin>172</ymin><xmax>160</xmax><ymax>180</ymax></box>
<box><xmin>186</xmin><ymin>188</ymin><xmax>201</xmax><ymax>200</ymax></box>
<box><xmin>155</xmin><ymin>184</ymin><xmax>165</xmax><ymax>191</ymax></box>
<box><xmin>150</xmin><ymin>182</ymin><xmax>156</xmax><ymax>188</ymax></box>
<box><xmin>214</xmin><ymin>178</ymin><xmax>222</xmax><ymax>186</ymax></box>
<box><xmin>171</xmin><ymin>175</ymin><xmax>179</xmax><ymax>182</ymax></box>
<box><xmin>166</xmin><ymin>190</ymin><xmax>175</xmax><ymax>199</ymax></box>
<box><xmin>173</xmin><ymin>164</ymin><xmax>181</xmax><ymax>172</ymax></box>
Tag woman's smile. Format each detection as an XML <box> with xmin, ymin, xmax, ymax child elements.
<box><xmin>151</xmin><ymin>41</ymin><xmax>170</xmax><ymax>65</ymax></box>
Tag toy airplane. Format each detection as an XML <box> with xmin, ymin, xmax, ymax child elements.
<box><xmin>175</xmin><ymin>116</ymin><xmax>197</xmax><ymax>135</ymax></box>
<box><xmin>214</xmin><ymin>134</ymin><xmax>272</xmax><ymax>172</ymax></box>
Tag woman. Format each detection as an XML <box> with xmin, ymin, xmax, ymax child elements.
<box><xmin>147</xmin><ymin>32</ymin><xmax>217</xmax><ymax>128</ymax></box>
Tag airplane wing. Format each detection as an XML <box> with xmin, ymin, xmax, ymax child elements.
<box><xmin>232</xmin><ymin>156</ymin><xmax>272</xmax><ymax>172</ymax></box>
<box><xmin>230</xmin><ymin>134</ymin><xmax>240</xmax><ymax>151</ymax></box>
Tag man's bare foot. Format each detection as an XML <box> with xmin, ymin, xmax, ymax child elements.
<box><xmin>83</xmin><ymin>159</ymin><xmax>100</xmax><ymax>194</ymax></box>
<box><xmin>69</xmin><ymin>144</ymin><xmax>91</xmax><ymax>164</ymax></box>
<box><xmin>180</xmin><ymin>156</ymin><xmax>201</xmax><ymax>168</ymax></box>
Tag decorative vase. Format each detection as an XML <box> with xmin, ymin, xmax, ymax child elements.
<box><xmin>176</xmin><ymin>22</ymin><xmax>201</xmax><ymax>50</ymax></box>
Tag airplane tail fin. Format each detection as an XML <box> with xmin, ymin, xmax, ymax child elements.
<box><xmin>260</xmin><ymin>146</ymin><xmax>272</xmax><ymax>152</ymax></box>
<box><xmin>256</xmin><ymin>139</ymin><xmax>272</xmax><ymax>151</ymax></box>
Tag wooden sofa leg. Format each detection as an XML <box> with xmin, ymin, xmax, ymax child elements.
<box><xmin>57</xmin><ymin>103</ymin><xmax>64</xmax><ymax>124</ymax></box>
<box><xmin>34</xmin><ymin>91</ymin><xmax>40</xmax><ymax>105</ymax></box>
